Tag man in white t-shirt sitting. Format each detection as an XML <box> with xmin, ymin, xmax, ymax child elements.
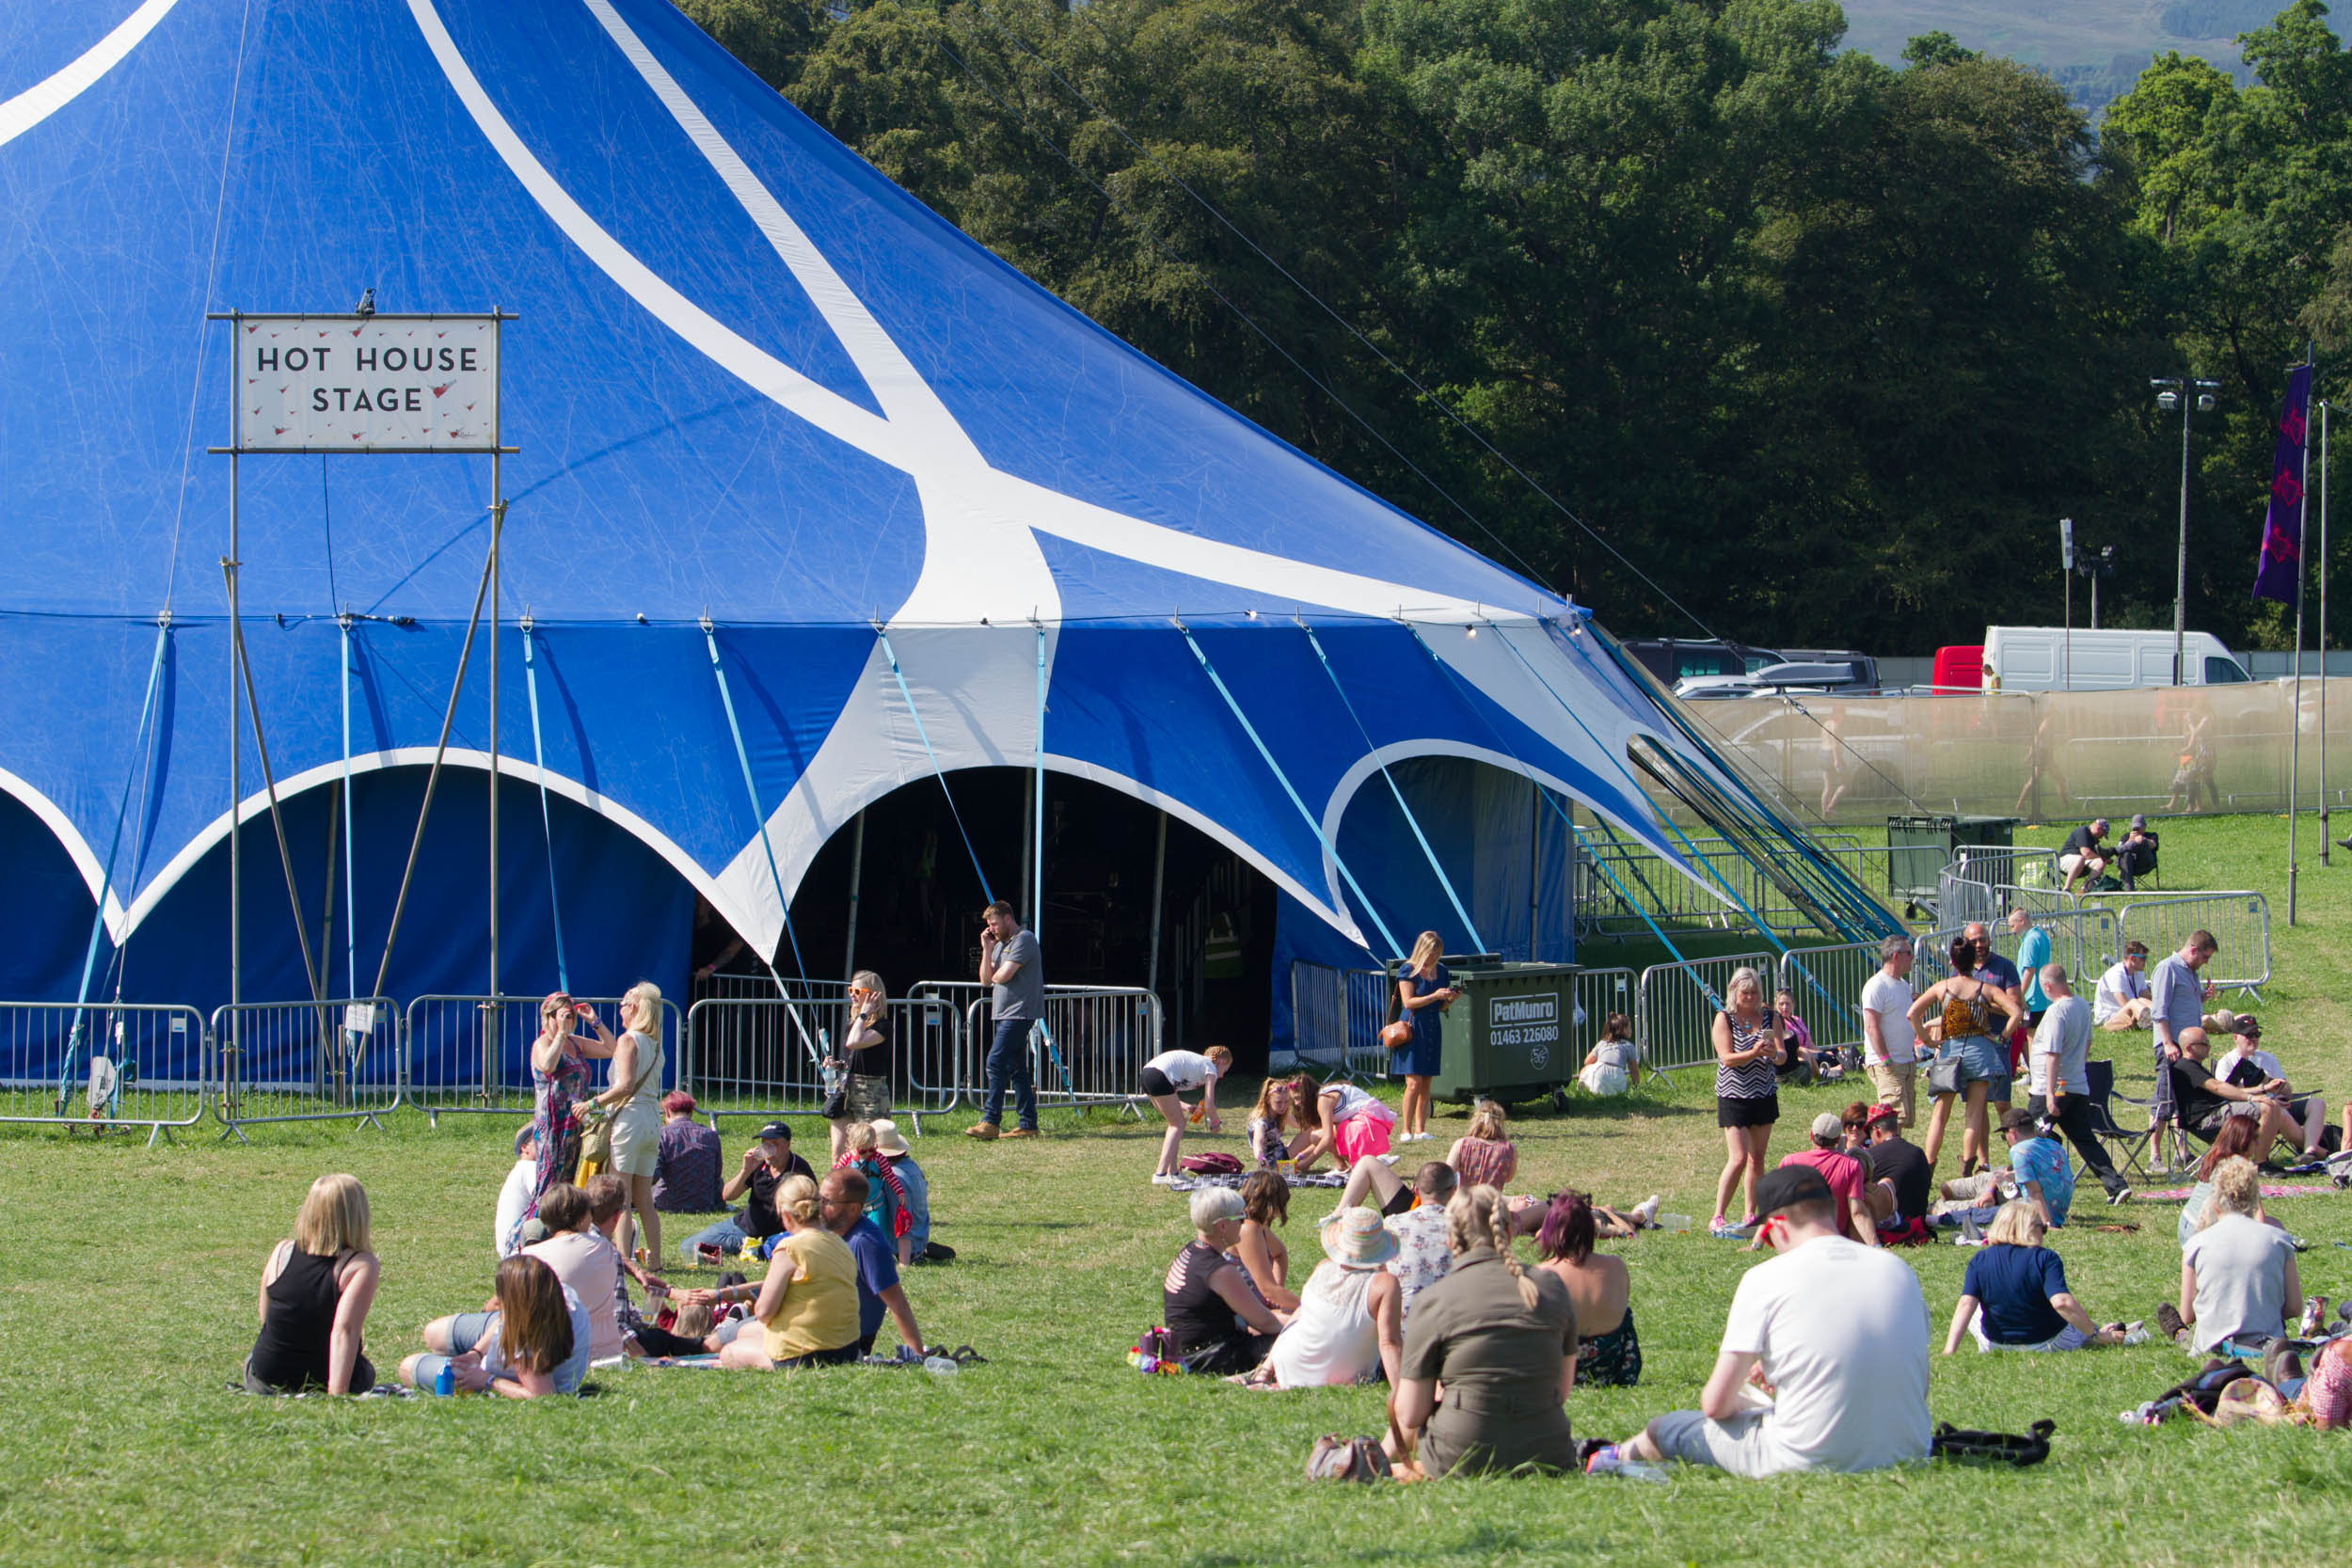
<box><xmin>1624</xmin><ymin>1166</ymin><xmax>1931</xmax><ymax>1478</ymax></box>
<box><xmin>494</xmin><ymin>1124</ymin><xmax>538</xmax><ymax>1259</ymax></box>
<box><xmin>2093</xmin><ymin>941</ymin><xmax>2153</xmax><ymax>1032</ymax></box>
<box><xmin>1858</xmin><ymin>936</ymin><xmax>1919</xmax><ymax>1128</ymax></box>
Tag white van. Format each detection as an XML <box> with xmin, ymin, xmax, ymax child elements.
<box><xmin>1982</xmin><ymin>626</ymin><xmax>2252</xmax><ymax>691</ymax></box>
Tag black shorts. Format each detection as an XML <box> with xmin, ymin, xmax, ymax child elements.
<box><xmin>1139</xmin><ymin>1066</ymin><xmax>1177</xmax><ymax>1098</ymax></box>
<box><xmin>1381</xmin><ymin>1184</ymin><xmax>1416</xmax><ymax>1218</ymax></box>
<box><xmin>1718</xmin><ymin>1092</ymin><xmax>1780</xmax><ymax>1130</ymax></box>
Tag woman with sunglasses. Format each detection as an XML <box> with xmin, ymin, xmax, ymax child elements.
<box><xmin>505</xmin><ymin>992</ymin><xmax>619</xmax><ymax>1255</ymax></box>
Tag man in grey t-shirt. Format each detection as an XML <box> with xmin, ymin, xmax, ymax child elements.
<box><xmin>968</xmin><ymin>900</ymin><xmax>1043</xmax><ymax>1139</ymax></box>
<box><xmin>2025</xmin><ymin>965</ymin><xmax>2127</xmax><ymax>1202</ymax></box>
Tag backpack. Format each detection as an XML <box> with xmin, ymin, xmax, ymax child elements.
<box><xmin>1931</xmin><ymin>1418</ymin><xmax>2054</xmax><ymax>1466</ymax></box>
<box><xmin>1305</xmin><ymin>1435</ymin><xmax>1392</xmax><ymax>1482</ymax></box>
<box><xmin>1178</xmin><ymin>1151</ymin><xmax>1243</xmax><ymax>1176</ymax></box>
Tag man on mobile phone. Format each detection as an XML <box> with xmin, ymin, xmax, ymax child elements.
<box><xmin>968</xmin><ymin>900</ymin><xmax>1043</xmax><ymax>1140</ymax></box>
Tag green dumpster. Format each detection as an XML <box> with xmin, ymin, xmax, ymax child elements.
<box><xmin>1403</xmin><ymin>960</ymin><xmax>1581</xmax><ymax>1106</ymax></box>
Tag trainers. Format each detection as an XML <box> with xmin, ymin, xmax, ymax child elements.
<box><xmin>1003</xmin><ymin>1127</ymin><xmax>1041</xmax><ymax>1139</ymax></box>
<box><xmin>1151</xmin><ymin>1172</ymin><xmax>1178</xmax><ymax>1184</ymax></box>
<box><xmin>964</xmin><ymin>1122</ymin><xmax>1000</xmax><ymax>1141</ymax></box>
<box><xmin>2155</xmin><ymin>1301</ymin><xmax>2186</xmax><ymax>1340</ymax></box>
<box><xmin>2106</xmin><ymin>1184</ymin><xmax>2133</xmax><ymax>1206</ymax></box>
<box><xmin>1631</xmin><ymin>1196</ymin><xmax>1662</xmax><ymax>1229</ymax></box>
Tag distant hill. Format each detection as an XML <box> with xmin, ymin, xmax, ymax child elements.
<box><xmin>1840</xmin><ymin>0</ymin><xmax>2266</xmax><ymax>111</ymax></box>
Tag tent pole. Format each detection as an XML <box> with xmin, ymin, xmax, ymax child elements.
<box><xmin>341</xmin><ymin>616</ymin><xmax>357</xmax><ymax>994</ymax></box>
<box><xmin>2323</xmin><ymin>400</ymin><xmax>2333</xmax><ymax>866</ymax></box>
<box><xmin>1033</xmin><ymin>623</ymin><xmax>1046</xmax><ymax>943</ymax></box>
<box><xmin>1021</xmin><ymin>771</ymin><xmax>1035</xmax><ymax>924</ymax></box>
<box><xmin>488</xmin><ymin>447</ymin><xmax>501</xmax><ymax>1000</ymax></box>
<box><xmin>844</xmin><ymin>809</ymin><xmax>866</xmax><ymax>981</ymax></box>
<box><xmin>1530</xmin><ymin>781</ymin><xmax>1542</xmax><ymax>961</ymax></box>
<box><xmin>227</xmin><ymin>448</ymin><xmax>242</xmax><ymax>1097</ymax></box>
<box><xmin>1147</xmin><ymin>811</ymin><xmax>1167</xmax><ymax>1003</ymax></box>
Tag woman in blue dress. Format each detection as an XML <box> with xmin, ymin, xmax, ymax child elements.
<box><xmin>1393</xmin><ymin>930</ymin><xmax>1459</xmax><ymax>1143</ymax></box>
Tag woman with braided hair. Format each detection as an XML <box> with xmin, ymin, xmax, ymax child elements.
<box><xmin>1387</xmin><ymin>1184</ymin><xmax>1581</xmax><ymax>1477</ymax></box>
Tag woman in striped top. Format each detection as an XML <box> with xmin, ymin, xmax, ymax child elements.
<box><xmin>1708</xmin><ymin>967</ymin><xmax>1786</xmax><ymax>1238</ymax></box>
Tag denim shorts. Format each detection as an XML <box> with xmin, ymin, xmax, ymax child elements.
<box><xmin>409</xmin><ymin>1311</ymin><xmax>499</xmax><ymax>1390</ymax></box>
<box><xmin>1952</xmin><ymin>1035</ymin><xmax>2008</xmax><ymax>1087</ymax></box>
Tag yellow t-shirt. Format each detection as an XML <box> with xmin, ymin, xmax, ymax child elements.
<box><xmin>759</xmin><ymin>1227</ymin><xmax>861</xmax><ymax>1361</ymax></box>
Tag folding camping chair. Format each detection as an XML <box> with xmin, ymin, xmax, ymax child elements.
<box><xmin>2074</xmin><ymin>1060</ymin><xmax>2158</xmax><ymax>1185</ymax></box>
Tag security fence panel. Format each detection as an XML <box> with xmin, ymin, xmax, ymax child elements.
<box><xmin>947</xmin><ymin>987</ymin><xmax>1163</xmax><ymax>1117</ymax></box>
<box><xmin>1570</xmin><ymin>968</ymin><xmax>1639</xmax><ymax>1069</ymax></box>
<box><xmin>2119</xmin><ymin>894</ymin><xmax>2271</xmax><ymax>995</ymax></box>
<box><xmin>213</xmin><ymin>997</ymin><xmax>400</xmax><ymax>1131</ymax></box>
<box><xmin>1636</xmin><ymin>953</ymin><xmax>1775</xmax><ymax>1075</ymax></box>
<box><xmin>404</xmin><ymin>994</ymin><xmax>682</xmax><ymax>1120</ymax></box>
<box><xmin>1285</xmin><ymin>962</ymin><xmax>1396</xmax><ymax>1082</ymax></box>
<box><xmin>0</xmin><ymin>1001</ymin><xmax>209</xmax><ymax>1138</ymax></box>
<box><xmin>683</xmin><ymin>993</ymin><xmax>961</xmax><ymax>1129</ymax></box>
<box><xmin>1776</xmin><ymin>942</ymin><xmax>1890</xmax><ymax>1058</ymax></box>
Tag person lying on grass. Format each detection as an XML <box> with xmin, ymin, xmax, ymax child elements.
<box><xmin>245</xmin><ymin>1174</ymin><xmax>381</xmax><ymax>1396</ymax></box>
<box><xmin>1943</xmin><ymin>1200</ymin><xmax>2132</xmax><ymax>1354</ymax></box>
<box><xmin>1386</xmin><ymin>1183</ymin><xmax>1580</xmax><ymax>1477</ymax></box>
<box><xmin>401</xmin><ymin>1254</ymin><xmax>595</xmax><ymax>1399</ymax></box>
<box><xmin>1623</xmin><ymin>1165</ymin><xmax>1931</xmax><ymax>1478</ymax></box>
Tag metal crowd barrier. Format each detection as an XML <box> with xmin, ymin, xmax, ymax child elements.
<box><xmin>1776</xmin><ymin>941</ymin><xmax>1889</xmax><ymax>1057</ymax></box>
<box><xmin>0</xmin><ymin>1001</ymin><xmax>211</xmax><ymax>1144</ymax></box>
<box><xmin>403</xmin><ymin>993</ymin><xmax>683</xmax><ymax>1123</ymax></box>
<box><xmin>1636</xmin><ymin>952</ymin><xmax>1776</xmax><ymax>1076</ymax></box>
<box><xmin>2118</xmin><ymin>893</ymin><xmax>2270</xmax><ymax>995</ymax></box>
<box><xmin>1285</xmin><ymin>961</ymin><xmax>1391</xmax><ymax>1083</ymax></box>
<box><xmin>947</xmin><ymin>986</ymin><xmax>1161</xmax><ymax>1117</ymax></box>
<box><xmin>214</xmin><ymin>996</ymin><xmax>401</xmax><ymax>1135</ymax></box>
<box><xmin>681</xmin><ymin>993</ymin><xmax>963</xmax><ymax>1130</ymax></box>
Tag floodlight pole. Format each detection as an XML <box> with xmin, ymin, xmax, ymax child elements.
<box><xmin>2291</xmin><ymin>349</ymin><xmax>2316</xmax><ymax>923</ymax></box>
<box><xmin>2174</xmin><ymin>390</ymin><xmax>2191</xmax><ymax>686</ymax></box>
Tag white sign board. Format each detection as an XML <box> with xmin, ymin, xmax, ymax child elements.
<box><xmin>235</xmin><ymin>314</ymin><xmax>500</xmax><ymax>452</ymax></box>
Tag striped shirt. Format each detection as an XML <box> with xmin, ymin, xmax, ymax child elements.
<box><xmin>1716</xmin><ymin>1009</ymin><xmax>1780</xmax><ymax>1100</ymax></box>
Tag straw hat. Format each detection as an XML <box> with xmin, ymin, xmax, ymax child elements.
<box><xmin>1318</xmin><ymin>1205</ymin><xmax>1400</xmax><ymax>1269</ymax></box>
<box><xmin>868</xmin><ymin>1118</ymin><xmax>913</xmax><ymax>1159</ymax></box>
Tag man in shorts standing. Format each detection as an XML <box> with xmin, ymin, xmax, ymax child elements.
<box><xmin>1859</xmin><ymin>936</ymin><xmax>1918</xmax><ymax>1127</ymax></box>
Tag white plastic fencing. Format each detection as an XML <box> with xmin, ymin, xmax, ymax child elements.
<box><xmin>213</xmin><ymin>997</ymin><xmax>401</xmax><ymax>1132</ymax></box>
<box><xmin>682</xmin><ymin>992</ymin><xmax>965</xmax><ymax>1129</ymax></box>
<box><xmin>0</xmin><ymin>1001</ymin><xmax>210</xmax><ymax>1141</ymax></box>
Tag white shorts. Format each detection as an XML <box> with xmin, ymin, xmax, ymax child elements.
<box><xmin>608</xmin><ymin>1106</ymin><xmax>660</xmax><ymax>1178</ymax></box>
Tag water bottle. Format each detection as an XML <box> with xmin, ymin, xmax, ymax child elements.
<box><xmin>1584</xmin><ymin>1445</ymin><xmax>1667</xmax><ymax>1482</ymax></box>
<box><xmin>1655</xmin><ymin>1214</ymin><xmax>1693</xmax><ymax>1234</ymax></box>
<box><xmin>923</xmin><ymin>1354</ymin><xmax>959</xmax><ymax>1379</ymax></box>
<box><xmin>433</xmin><ymin>1362</ymin><xmax>455</xmax><ymax>1397</ymax></box>
<box><xmin>2121</xmin><ymin>1326</ymin><xmax>2151</xmax><ymax>1346</ymax></box>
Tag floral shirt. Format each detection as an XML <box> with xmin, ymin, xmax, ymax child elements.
<box><xmin>1384</xmin><ymin>1205</ymin><xmax>1453</xmax><ymax>1315</ymax></box>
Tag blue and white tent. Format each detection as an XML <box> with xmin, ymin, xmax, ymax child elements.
<box><xmin>0</xmin><ymin>0</ymin><xmax>1887</xmax><ymax>1043</ymax></box>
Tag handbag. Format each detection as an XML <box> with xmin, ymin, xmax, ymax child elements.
<box><xmin>1379</xmin><ymin>1021</ymin><xmax>1414</xmax><ymax>1052</ymax></box>
<box><xmin>1927</xmin><ymin>1053</ymin><xmax>1965</xmax><ymax>1099</ymax></box>
<box><xmin>820</xmin><ymin>1083</ymin><xmax>850</xmax><ymax>1120</ymax></box>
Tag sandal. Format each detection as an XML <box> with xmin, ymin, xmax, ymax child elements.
<box><xmin>947</xmin><ymin>1345</ymin><xmax>989</xmax><ymax>1367</ymax></box>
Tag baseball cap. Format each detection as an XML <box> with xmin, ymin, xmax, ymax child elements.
<box><xmin>1998</xmin><ymin>1106</ymin><xmax>2041</xmax><ymax>1134</ymax></box>
<box><xmin>1810</xmin><ymin>1111</ymin><xmax>1844</xmax><ymax>1140</ymax></box>
<box><xmin>756</xmin><ymin>1120</ymin><xmax>793</xmax><ymax>1142</ymax></box>
<box><xmin>2227</xmin><ymin>1014</ymin><xmax>2261</xmax><ymax>1037</ymax></box>
<box><xmin>1752</xmin><ymin>1165</ymin><xmax>1833</xmax><ymax>1217</ymax></box>
<box><xmin>2129</xmin><ymin>813</ymin><xmax>2148</xmax><ymax>830</ymax></box>
<box><xmin>1865</xmin><ymin>1104</ymin><xmax>1899</xmax><ymax>1128</ymax></box>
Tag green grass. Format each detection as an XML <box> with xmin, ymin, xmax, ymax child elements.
<box><xmin>6</xmin><ymin>815</ymin><xmax>2352</xmax><ymax>1567</ymax></box>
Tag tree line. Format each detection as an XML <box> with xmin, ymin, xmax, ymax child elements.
<box><xmin>682</xmin><ymin>0</ymin><xmax>2352</xmax><ymax>655</ymax></box>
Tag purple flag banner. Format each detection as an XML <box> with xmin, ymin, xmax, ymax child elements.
<box><xmin>2252</xmin><ymin>363</ymin><xmax>2313</xmax><ymax>604</ymax></box>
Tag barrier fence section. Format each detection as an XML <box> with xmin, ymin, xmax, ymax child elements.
<box><xmin>1932</xmin><ymin>872</ymin><xmax>2082</xmax><ymax>930</ymax></box>
<box><xmin>1637</xmin><ymin>953</ymin><xmax>1775</xmax><ymax>1076</ymax></box>
<box><xmin>946</xmin><ymin>986</ymin><xmax>1163</xmax><ymax>1116</ymax></box>
<box><xmin>682</xmin><ymin>992</ymin><xmax>963</xmax><ymax>1128</ymax></box>
<box><xmin>0</xmin><ymin>1001</ymin><xmax>211</xmax><ymax>1140</ymax></box>
<box><xmin>1776</xmin><ymin>942</ymin><xmax>1887</xmax><ymax>1058</ymax></box>
<box><xmin>403</xmin><ymin>994</ymin><xmax>683</xmax><ymax>1122</ymax></box>
<box><xmin>1570</xmin><ymin>967</ymin><xmax>1639</xmax><ymax>1072</ymax></box>
<box><xmin>2118</xmin><ymin>894</ymin><xmax>2271</xmax><ymax>994</ymax></box>
<box><xmin>1286</xmin><ymin>962</ymin><xmax>1391</xmax><ymax>1082</ymax></box>
<box><xmin>214</xmin><ymin>996</ymin><xmax>401</xmax><ymax>1132</ymax></box>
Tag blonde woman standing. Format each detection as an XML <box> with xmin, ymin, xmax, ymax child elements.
<box><xmin>1709</xmin><ymin>967</ymin><xmax>1786</xmax><ymax>1238</ymax></box>
<box><xmin>594</xmin><ymin>982</ymin><xmax>667</xmax><ymax>1271</ymax></box>
<box><xmin>1393</xmin><ymin>931</ymin><xmax>1459</xmax><ymax>1142</ymax></box>
<box><xmin>826</xmin><ymin>971</ymin><xmax>895</xmax><ymax>1164</ymax></box>
<box><xmin>245</xmin><ymin>1174</ymin><xmax>381</xmax><ymax>1394</ymax></box>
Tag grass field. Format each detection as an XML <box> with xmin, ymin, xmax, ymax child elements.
<box><xmin>5</xmin><ymin>816</ymin><xmax>2351</xmax><ymax>1567</ymax></box>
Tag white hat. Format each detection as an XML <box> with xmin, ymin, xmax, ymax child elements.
<box><xmin>868</xmin><ymin>1118</ymin><xmax>912</xmax><ymax>1159</ymax></box>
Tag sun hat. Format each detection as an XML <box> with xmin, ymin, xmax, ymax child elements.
<box><xmin>868</xmin><ymin>1118</ymin><xmax>913</xmax><ymax>1158</ymax></box>
<box><xmin>1318</xmin><ymin>1205</ymin><xmax>1400</xmax><ymax>1269</ymax></box>
<box><xmin>1810</xmin><ymin>1111</ymin><xmax>1844</xmax><ymax>1140</ymax></box>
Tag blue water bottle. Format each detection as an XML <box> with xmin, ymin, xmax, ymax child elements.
<box><xmin>433</xmin><ymin>1362</ymin><xmax>455</xmax><ymax>1398</ymax></box>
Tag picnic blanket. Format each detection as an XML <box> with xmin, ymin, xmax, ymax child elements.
<box><xmin>1167</xmin><ymin>1170</ymin><xmax>1348</xmax><ymax>1194</ymax></box>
